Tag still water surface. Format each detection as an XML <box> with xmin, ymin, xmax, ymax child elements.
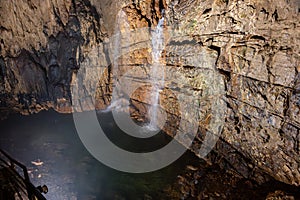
<box><xmin>0</xmin><ymin>110</ymin><xmax>199</xmax><ymax>199</ymax></box>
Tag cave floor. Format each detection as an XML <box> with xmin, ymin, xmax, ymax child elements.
<box><xmin>0</xmin><ymin>110</ymin><xmax>299</xmax><ymax>200</ymax></box>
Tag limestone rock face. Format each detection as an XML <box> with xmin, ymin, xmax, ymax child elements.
<box><xmin>0</xmin><ymin>0</ymin><xmax>106</xmax><ymax>114</ymax></box>
<box><xmin>166</xmin><ymin>0</ymin><xmax>300</xmax><ymax>186</ymax></box>
<box><xmin>0</xmin><ymin>0</ymin><xmax>300</xmax><ymax>187</ymax></box>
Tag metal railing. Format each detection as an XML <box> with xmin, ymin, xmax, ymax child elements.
<box><xmin>0</xmin><ymin>149</ymin><xmax>47</xmax><ymax>200</ymax></box>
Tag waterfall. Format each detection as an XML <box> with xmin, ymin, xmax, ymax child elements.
<box><xmin>113</xmin><ymin>10</ymin><xmax>130</xmax><ymax>82</ymax></box>
<box><xmin>148</xmin><ymin>16</ymin><xmax>165</xmax><ymax>130</ymax></box>
<box><xmin>104</xmin><ymin>10</ymin><xmax>130</xmax><ymax>113</ymax></box>
<box><xmin>105</xmin><ymin>10</ymin><xmax>166</xmax><ymax>131</ymax></box>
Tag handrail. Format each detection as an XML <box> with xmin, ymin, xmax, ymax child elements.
<box><xmin>0</xmin><ymin>149</ymin><xmax>47</xmax><ymax>200</ymax></box>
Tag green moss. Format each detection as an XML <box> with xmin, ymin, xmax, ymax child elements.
<box><xmin>241</xmin><ymin>46</ymin><xmax>247</xmax><ymax>56</ymax></box>
<box><xmin>188</xmin><ymin>19</ymin><xmax>198</xmax><ymax>30</ymax></box>
<box><xmin>240</xmin><ymin>13</ymin><xmax>247</xmax><ymax>18</ymax></box>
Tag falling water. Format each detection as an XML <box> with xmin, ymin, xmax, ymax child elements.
<box><xmin>104</xmin><ymin>10</ymin><xmax>130</xmax><ymax>113</ymax></box>
<box><xmin>148</xmin><ymin>16</ymin><xmax>165</xmax><ymax>130</ymax></box>
<box><xmin>113</xmin><ymin>10</ymin><xmax>130</xmax><ymax>81</ymax></box>
<box><xmin>106</xmin><ymin>10</ymin><xmax>166</xmax><ymax>130</ymax></box>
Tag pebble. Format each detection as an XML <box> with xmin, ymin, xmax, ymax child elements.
<box><xmin>186</xmin><ymin>165</ymin><xmax>198</xmax><ymax>171</ymax></box>
<box><xmin>31</xmin><ymin>159</ymin><xmax>43</xmax><ymax>166</ymax></box>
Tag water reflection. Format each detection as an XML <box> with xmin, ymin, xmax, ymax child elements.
<box><xmin>0</xmin><ymin>110</ymin><xmax>199</xmax><ymax>199</ymax></box>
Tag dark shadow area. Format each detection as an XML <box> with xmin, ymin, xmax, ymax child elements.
<box><xmin>0</xmin><ymin>149</ymin><xmax>47</xmax><ymax>200</ymax></box>
<box><xmin>97</xmin><ymin>111</ymin><xmax>173</xmax><ymax>153</ymax></box>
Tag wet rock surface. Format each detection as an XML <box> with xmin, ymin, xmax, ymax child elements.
<box><xmin>0</xmin><ymin>0</ymin><xmax>300</xmax><ymax>194</ymax></box>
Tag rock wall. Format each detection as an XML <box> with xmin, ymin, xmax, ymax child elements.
<box><xmin>0</xmin><ymin>0</ymin><xmax>299</xmax><ymax>186</ymax></box>
<box><xmin>0</xmin><ymin>0</ymin><xmax>106</xmax><ymax>114</ymax></box>
<box><xmin>168</xmin><ymin>0</ymin><xmax>299</xmax><ymax>186</ymax></box>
